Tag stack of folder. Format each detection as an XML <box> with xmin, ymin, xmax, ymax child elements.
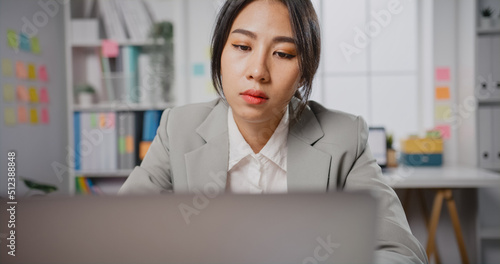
<box><xmin>400</xmin><ymin>135</ymin><xmax>443</xmax><ymax>166</ymax></box>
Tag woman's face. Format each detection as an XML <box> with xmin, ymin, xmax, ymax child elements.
<box><xmin>221</xmin><ymin>0</ymin><xmax>301</xmax><ymax>125</ymax></box>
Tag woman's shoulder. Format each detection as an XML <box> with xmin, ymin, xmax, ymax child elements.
<box><xmin>306</xmin><ymin>100</ymin><xmax>368</xmax><ymax>147</ymax></box>
<box><xmin>307</xmin><ymin>100</ymin><xmax>366</xmax><ymax>127</ymax></box>
<box><xmin>165</xmin><ymin>98</ymin><xmax>223</xmax><ymax>126</ymax></box>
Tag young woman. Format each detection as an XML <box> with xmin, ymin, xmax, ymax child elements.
<box><xmin>120</xmin><ymin>0</ymin><xmax>427</xmax><ymax>262</ymax></box>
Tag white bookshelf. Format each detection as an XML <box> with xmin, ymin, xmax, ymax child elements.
<box><xmin>476</xmin><ymin>1</ymin><xmax>500</xmax><ymax>263</ymax></box>
<box><xmin>64</xmin><ymin>0</ymin><xmax>186</xmax><ymax>195</ymax></box>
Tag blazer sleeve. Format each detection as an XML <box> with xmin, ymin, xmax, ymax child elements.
<box><xmin>118</xmin><ymin>109</ymin><xmax>174</xmax><ymax>195</ymax></box>
<box><xmin>343</xmin><ymin>116</ymin><xmax>428</xmax><ymax>264</ymax></box>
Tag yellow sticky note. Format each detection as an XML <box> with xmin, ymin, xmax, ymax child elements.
<box><xmin>435</xmin><ymin>105</ymin><xmax>452</xmax><ymax>122</ymax></box>
<box><xmin>2</xmin><ymin>59</ymin><xmax>13</xmax><ymax>76</ymax></box>
<box><xmin>28</xmin><ymin>87</ymin><xmax>39</xmax><ymax>103</ymax></box>
<box><xmin>3</xmin><ymin>84</ymin><xmax>15</xmax><ymax>102</ymax></box>
<box><xmin>4</xmin><ymin>108</ymin><xmax>16</xmax><ymax>126</ymax></box>
<box><xmin>18</xmin><ymin>106</ymin><xmax>27</xmax><ymax>123</ymax></box>
<box><xmin>28</xmin><ymin>64</ymin><xmax>36</xmax><ymax>80</ymax></box>
<box><xmin>29</xmin><ymin>108</ymin><xmax>38</xmax><ymax>124</ymax></box>
<box><xmin>435</xmin><ymin>86</ymin><xmax>450</xmax><ymax>100</ymax></box>
<box><xmin>205</xmin><ymin>81</ymin><xmax>216</xmax><ymax>94</ymax></box>
<box><xmin>206</xmin><ymin>46</ymin><xmax>212</xmax><ymax>59</ymax></box>
<box><xmin>31</xmin><ymin>37</ymin><xmax>41</xmax><ymax>54</ymax></box>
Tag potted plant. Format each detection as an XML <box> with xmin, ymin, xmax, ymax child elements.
<box><xmin>386</xmin><ymin>133</ymin><xmax>398</xmax><ymax>167</ymax></box>
<box><xmin>480</xmin><ymin>7</ymin><xmax>494</xmax><ymax>29</ymax></box>
<box><xmin>75</xmin><ymin>84</ymin><xmax>96</xmax><ymax>106</ymax></box>
<box><xmin>144</xmin><ymin>21</ymin><xmax>174</xmax><ymax>104</ymax></box>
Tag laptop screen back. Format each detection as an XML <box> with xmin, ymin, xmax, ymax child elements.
<box><xmin>1</xmin><ymin>193</ymin><xmax>377</xmax><ymax>264</ymax></box>
<box><xmin>368</xmin><ymin>127</ymin><xmax>387</xmax><ymax>167</ymax></box>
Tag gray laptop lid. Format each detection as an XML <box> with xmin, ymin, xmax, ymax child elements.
<box><xmin>1</xmin><ymin>192</ymin><xmax>377</xmax><ymax>264</ymax></box>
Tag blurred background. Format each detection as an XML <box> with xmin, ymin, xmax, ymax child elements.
<box><xmin>0</xmin><ymin>0</ymin><xmax>499</xmax><ymax>263</ymax></box>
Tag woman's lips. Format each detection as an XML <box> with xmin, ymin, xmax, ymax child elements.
<box><xmin>240</xmin><ymin>89</ymin><xmax>268</xmax><ymax>105</ymax></box>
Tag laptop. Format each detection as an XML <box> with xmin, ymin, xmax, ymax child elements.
<box><xmin>0</xmin><ymin>192</ymin><xmax>377</xmax><ymax>264</ymax></box>
<box><xmin>368</xmin><ymin>127</ymin><xmax>388</xmax><ymax>168</ymax></box>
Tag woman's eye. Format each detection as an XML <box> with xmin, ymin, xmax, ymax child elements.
<box><xmin>232</xmin><ymin>44</ymin><xmax>250</xmax><ymax>51</ymax></box>
<box><xmin>275</xmin><ymin>52</ymin><xmax>296</xmax><ymax>59</ymax></box>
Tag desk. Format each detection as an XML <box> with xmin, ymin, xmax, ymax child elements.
<box><xmin>382</xmin><ymin>166</ymin><xmax>500</xmax><ymax>264</ymax></box>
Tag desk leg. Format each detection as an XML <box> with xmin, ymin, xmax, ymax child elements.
<box><xmin>443</xmin><ymin>189</ymin><xmax>470</xmax><ymax>264</ymax></box>
<box><xmin>426</xmin><ymin>189</ymin><xmax>445</xmax><ymax>261</ymax></box>
<box><xmin>417</xmin><ymin>190</ymin><xmax>442</xmax><ymax>264</ymax></box>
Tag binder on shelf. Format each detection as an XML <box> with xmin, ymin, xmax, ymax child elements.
<box><xmin>121</xmin><ymin>46</ymin><xmax>140</xmax><ymax>103</ymax></box>
<box><xmin>74</xmin><ymin>112</ymin><xmax>81</xmax><ymax>171</ymax></box>
<box><xmin>116</xmin><ymin>0</ymin><xmax>153</xmax><ymax>41</ymax></box>
<box><xmin>139</xmin><ymin>110</ymin><xmax>161</xmax><ymax>160</ymax></box>
<box><xmin>125</xmin><ymin>112</ymin><xmax>137</xmax><ymax>169</ymax></box>
<box><xmin>98</xmin><ymin>0</ymin><xmax>127</xmax><ymax>41</ymax></box>
<box><xmin>142</xmin><ymin>110</ymin><xmax>161</xmax><ymax>141</ymax></box>
<box><xmin>478</xmin><ymin>106</ymin><xmax>494</xmax><ymax>169</ymax></box>
<box><xmin>117</xmin><ymin>112</ymin><xmax>127</xmax><ymax>169</ymax></box>
<box><xmin>493</xmin><ymin>106</ymin><xmax>500</xmax><ymax>169</ymax></box>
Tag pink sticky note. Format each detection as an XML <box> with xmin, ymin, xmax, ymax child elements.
<box><xmin>16</xmin><ymin>85</ymin><xmax>29</xmax><ymax>102</ymax></box>
<box><xmin>18</xmin><ymin>106</ymin><xmax>28</xmax><ymax>123</ymax></box>
<box><xmin>16</xmin><ymin>61</ymin><xmax>27</xmax><ymax>79</ymax></box>
<box><xmin>435</xmin><ymin>125</ymin><xmax>451</xmax><ymax>140</ymax></box>
<box><xmin>39</xmin><ymin>65</ymin><xmax>48</xmax><ymax>82</ymax></box>
<box><xmin>39</xmin><ymin>87</ymin><xmax>49</xmax><ymax>103</ymax></box>
<box><xmin>41</xmin><ymin>107</ymin><xmax>49</xmax><ymax>124</ymax></box>
<box><xmin>101</xmin><ymin>39</ymin><xmax>119</xmax><ymax>58</ymax></box>
<box><xmin>436</xmin><ymin>67</ymin><xmax>450</xmax><ymax>82</ymax></box>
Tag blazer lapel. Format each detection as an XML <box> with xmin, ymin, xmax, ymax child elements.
<box><xmin>287</xmin><ymin>103</ymin><xmax>332</xmax><ymax>192</ymax></box>
<box><xmin>185</xmin><ymin>100</ymin><xmax>229</xmax><ymax>193</ymax></box>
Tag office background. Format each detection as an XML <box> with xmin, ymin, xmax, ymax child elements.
<box><xmin>0</xmin><ymin>0</ymin><xmax>499</xmax><ymax>263</ymax></box>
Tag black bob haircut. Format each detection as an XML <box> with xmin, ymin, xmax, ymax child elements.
<box><xmin>210</xmin><ymin>0</ymin><xmax>321</xmax><ymax>120</ymax></box>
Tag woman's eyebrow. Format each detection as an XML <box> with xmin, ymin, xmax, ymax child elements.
<box><xmin>231</xmin><ymin>28</ymin><xmax>296</xmax><ymax>44</ymax></box>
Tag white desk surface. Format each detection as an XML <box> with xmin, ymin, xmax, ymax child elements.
<box><xmin>381</xmin><ymin>166</ymin><xmax>500</xmax><ymax>189</ymax></box>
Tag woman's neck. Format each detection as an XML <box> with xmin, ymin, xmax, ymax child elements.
<box><xmin>233</xmin><ymin>111</ymin><xmax>285</xmax><ymax>154</ymax></box>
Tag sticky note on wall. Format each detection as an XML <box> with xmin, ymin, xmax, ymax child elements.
<box><xmin>16</xmin><ymin>61</ymin><xmax>27</xmax><ymax>79</ymax></box>
<box><xmin>101</xmin><ymin>39</ymin><xmax>119</xmax><ymax>58</ymax></box>
<box><xmin>7</xmin><ymin>30</ymin><xmax>18</xmax><ymax>49</ymax></box>
<box><xmin>3</xmin><ymin>84</ymin><xmax>15</xmax><ymax>102</ymax></box>
<box><xmin>41</xmin><ymin>107</ymin><xmax>49</xmax><ymax>124</ymax></box>
<box><xmin>29</xmin><ymin>87</ymin><xmax>39</xmax><ymax>103</ymax></box>
<box><xmin>193</xmin><ymin>63</ymin><xmax>205</xmax><ymax>76</ymax></box>
<box><xmin>31</xmin><ymin>37</ymin><xmax>41</xmax><ymax>54</ymax></box>
<box><xmin>435</xmin><ymin>105</ymin><xmax>452</xmax><ymax>122</ymax></box>
<box><xmin>39</xmin><ymin>65</ymin><xmax>48</xmax><ymax>82</ymax></box>
<box><xmin>29</xmin><ymin>108</ymin><xmax>38</xmax><ymax>124</ymax></box>
<box><xmin>435</xmin><ymin>87</ymin><xmax>450</xmax><ymax>100</ymax></box>
<box><xmin>28</xmin><ymin>64</ymin><xmax>36</xmax><ymax>79</ymax></box>
<box><xmin>435</xmin><ymin>125</ymin><xmax>451</xmax><ymax>140</ymax></box>
<box><xmin>436</xmin><ymin>67</ymin><xmax>450</xmax><ymax>82</ymax></box>
<box><xmin>2</xmin><ymin>59</ymin><xmax>13</xmax><ymax>76</ymax></box>
<box><xmin>19</xmin><ymin>33</ymin><xmax>31</xmax><ymax>52</ymax></box>
<box><xmin>39</xmin><ymin>87</ymin><xmax>49</xmax><ymax>103</ymax></box>
<box><xmin>4</xmin><ymin>108</ymin><xmax>16</xmax><ymax>126</ymax></box>
<box><xmin>16</xmin><ymin>85</ymin><xmax>29</xmax><ymax>102</ymax></box>
<box><xmin>18</xmin><ymin>106</ymin><xmax>27</xmax><ymax>123</ymax></box>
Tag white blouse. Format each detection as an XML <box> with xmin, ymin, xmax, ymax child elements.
<box><xmin>226</xmin><ymin>107</ymin><xmax>289</xmax><ymax>194</ymax></box>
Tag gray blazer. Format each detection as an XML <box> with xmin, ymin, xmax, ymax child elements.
<box><xmin>119</xmin><ymin>98</ymin><xmax>427</xmax><ymax>264</ymax></box>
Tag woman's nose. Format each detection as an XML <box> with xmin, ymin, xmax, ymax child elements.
<box><xmin>246</xmin><ymin>51</ymin><xmax>270</xmax><ymax>83</ymax></box>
